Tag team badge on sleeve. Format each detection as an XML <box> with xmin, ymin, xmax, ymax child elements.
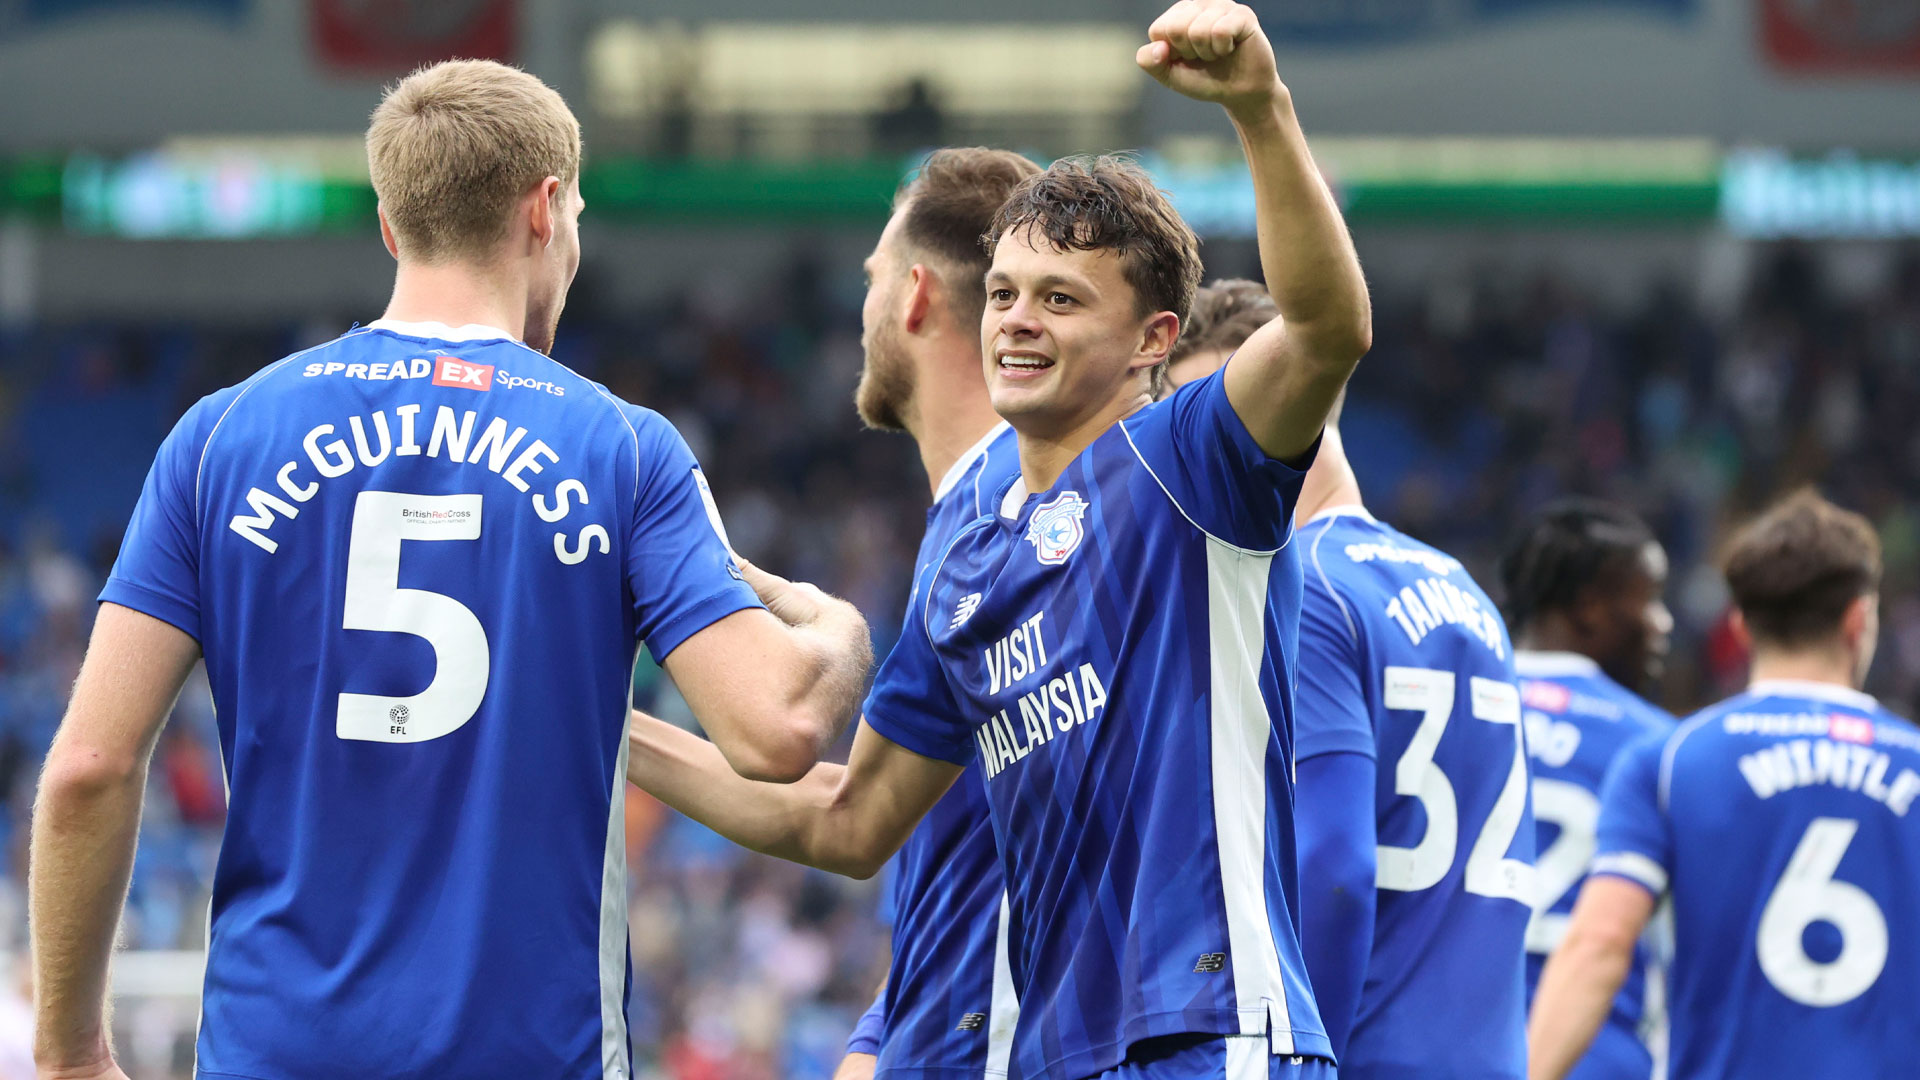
<box><xmin>1026</xmin><ymin>491</ymin><xmax>1090</xmax><ymax>566</ymax></box>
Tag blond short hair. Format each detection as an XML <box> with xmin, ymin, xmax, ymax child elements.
<box><xmin>367</xmin><ymin>59</ymin><xmax>582</xmax><ymax>263</ymax></box>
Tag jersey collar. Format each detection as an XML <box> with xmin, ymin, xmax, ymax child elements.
<box><xmin>367</xmin><ymin>318</ymin><xmax>518</xmax><ymax>343</ymax></box>
<box><xmin>1745</xmin><ymin>678</ymin><xmax>1879</xmax><ymax>711</ymax></box>
<box><xmin>1305</xmin><ymin>503</ymin><xmax>1375</xmax><ymax>526</ymax></box>
<box><xmin>1513</xmin><ymin>651</ymin><xmax>1601</xmax><ymax>678</ymax></box>
<box><xmin>935</xmin><ymin>421</ymin><xmax>1013</xmax><ymax>504</ymax></box>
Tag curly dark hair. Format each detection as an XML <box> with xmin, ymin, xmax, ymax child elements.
<box><xmin>1499</xmin><ymin>499</ymin><xmax>1658</xmax><ymax>635</ymax></box>
<box><xmin>985</xmin><ymin>156</ymin><xmax>1202</xmax><ymax>395</ymax></box>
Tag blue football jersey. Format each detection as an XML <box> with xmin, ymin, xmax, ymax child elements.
<box><xmin>1517</xmin><ymin>651</ymin><xmax>1673</xmax><ymax>1080</ymax></box>
<box><xmin>864</xmin><ymin>371</ymin><xmax>1328</xmax><ymax>1080</ymax></box>
<box><xmin>100</xmin><ymin>320</ymin><xmax>760</xmax><ymax>1080</ymax></box>
<box><xmin>872</xmin><ymin>422</ymin><xmax>1022</xmax><ymax>1078</ymax></box>
<box><xmin>1593</xmin><ymin>680</ymin><xmax>1920</xmax><ymax>1080</ymax></box>
<box><xmin>1295</xmin><ymin>508</ymin><xmax>1533</xmax><ymax>1080</ymax></box>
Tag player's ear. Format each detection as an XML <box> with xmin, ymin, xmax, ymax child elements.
<box><xmin>903</xmin><ymin>263</ymin><xmax>935</xmax><ymax>334</ymax></box>
<box><xmin>1840</xmin><ymin>593</ymin><xmax>1874</xmax><ymax>651</ymax></box>
<box><xmin>377</xmin><ymin>206</ymin><xmax>401</xmax><ymax>261</ymax></box>
<box><xmin>1726</xmin><ymin>608</ymin><xmax>1752</xmax><ymax>653</ymax></box>
<box><xmin>528</xmin><ymin>176</ymin><xmax>562</xmax><ymax>250</ymax></box>
<box><xmin>1133</xmin><ymin>312</ymin><xmax>1180</xmax><ymax>372</ymax></box>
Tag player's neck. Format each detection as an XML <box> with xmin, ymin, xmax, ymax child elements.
<box><xmin>1292</xmin><ymin>426</ymin><xmax>1364</xmax><ymax>525</ymax></box>
<box><xmin>1012</xmin><ymin>388</ymin><xmax>1153</xmax><ymax>493</ymax></box>
<box><xmin>1748</xmin><ymin>644</ymin><xmax>1861</xmax><ymax>692</ymax></box>
<box><xmin>907</xmin><ymin>349</ymin><xmax>1003</xmax><ymax>499</ymax></box>
<box><xmin>383</xmin><ymin>260</ymin><xmax>528</xmax><ymax>343</ymax></box>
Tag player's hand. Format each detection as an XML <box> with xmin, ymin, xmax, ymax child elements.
<box><xmin>1136</xmin><ymin>0</ymin><xmax>1284</xmax><ymax>120</ymax></box>
<box><xmin>740</xmin><ymin>560</ymin><xmax>834</xmax><ymax>628</ymax></box>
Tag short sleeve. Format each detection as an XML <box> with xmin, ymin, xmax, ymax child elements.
<box><xmin>623</xmin><ymin>409</ymin><xmax>764</xmax><ymax>663</ymax></box>
<box><xmin>1121</xmin><ymin>368</ymin><xmax>1315</xmax><ymax>551</ymax></box>
<box><xmin>845</xmin><ymin>986</ymin><xmax>887</xmax><ymax>1057</ymax></box>
<box><xmin>1590</xmin><ymin>734</ymin><xmax>1673</xmax><ymax>899</ymax></box>
<box><xmin>99</xmin><ymin>394</ymin><xmax>226</xmax><ymax>641</ymax></box>
<box><xmin>862</xmin><ymin>611</ymin><xmax>972</xmax><ymax>766</ymax></box>
<box><xmin>1295</xmin><ymin>579</ymin><xmax>1375</xmax><ymax>762</ymax></box>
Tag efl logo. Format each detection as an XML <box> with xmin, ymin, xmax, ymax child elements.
<box><xmin>1522</xmin><ymin>679</ymin><xmax>1571</xmax><ymax>714</ymax></box>
<box><xmin>432</xmin><ymin>356</ymin><xmax>494</xmax><ymax>391</ymax></box>
<box><xmin>1830</xmin><ymin>713</ymin><xmax>1876</xmax><ymax>745</ymax></box>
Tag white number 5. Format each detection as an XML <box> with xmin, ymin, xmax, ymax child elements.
<box><xmin>337</xmin><ymin>490</ymin><xmax>490</xmax><ymax>743</ymax></box>
<box><xmin>1378</xmin><ymin>667</ymin><xmax>1533</xmax><ymax>902</ymax></box>
<box><xmin>1756</xmin><ymin>817</ymin><xmax>1887</xmax><ymax>1006</ymax></box>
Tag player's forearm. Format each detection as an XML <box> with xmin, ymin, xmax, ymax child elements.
<box><xmin>1231</xmin><ymin>92</ymin><xmax>1371</xmax><ymax>366</ymax></box>
<box><xmin>627</xmin><ymin>710</ymin><xmax>880</xmax><ymax>875</ymax></box>
<box><xmin>1525</xmin><ymin>927</ymin><xmax>1633</xmax><ymax>1080</ymax></box>
<box><xmin>29</xmin><ymin>743</ymin><xmax>150</xmax><ymax>1072</ymax></box>
<box><xmin>1295</xmin><ymin>752</ymin><xmax>1378</xmax><ymax>1058</ymax></box>
<box><xmin>779</xmin><ymin>597</ymin><xmax>874</xmax><ymax>755</ymax></box>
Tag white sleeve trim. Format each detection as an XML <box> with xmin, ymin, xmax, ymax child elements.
<box><xmin>1591</xmin><ymin>852</ymin><xmax>1668</xmax><ymax>895</ymax></box>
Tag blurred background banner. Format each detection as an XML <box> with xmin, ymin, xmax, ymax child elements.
<box><xmin>1248</xmin><ymin>0</ymin><xmax>1697</xmax><ymax>45</ymax></box>
<box><xmin>1760</xmin><ymin>0</ymin><xmax>1920</xmax><ymax>73</ymax></box>
<box><xmin>309</xmin><ymin>0</ymin><xmax>518</xmax><ymax>72</ymax></box>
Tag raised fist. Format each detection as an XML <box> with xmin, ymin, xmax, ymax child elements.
<box><xmin>1135</xmin><ymin>0</ymin><xmax>1284</xmax><ymax>118</ymax></box>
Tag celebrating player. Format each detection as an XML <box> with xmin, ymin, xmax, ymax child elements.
<box><xmin>626</xmin><ymin>3</ymin><xmax>1371</xmax><ymax>1076</ymax></box>
<box><xmin>1528</xmin><ymin>491</ymin><xmax>1920</xmax><ymax>1080</ymax></box>
<box><xmin>1166</xmin><ymin>280</ymin><xmax>1536</xmax><ymax>1078</ymax></box>
<box><xmin>27</xmin><ymin>61</ymin><xmax>871</xmax><ymax>1080</ymax></box>
<box><xmin>1502</xmin><ymin>501</ymin><xmax>1675</xmax><ymax>1080</ymax></box>
<box><xmin>835</xmin><ymin>147</ymin><xmax>1038</xmax><ymax>1080</ymax></box>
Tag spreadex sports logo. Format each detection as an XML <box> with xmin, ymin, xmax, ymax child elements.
<box><xmin>1025</xmin><ymin>491</ymin><xmax>1090</xmax><ymax>566</ymax></box>
<box><xmin>432</xmin><ymin>356</ymin><xmax>494</xmax><ymax>391</ymax></box>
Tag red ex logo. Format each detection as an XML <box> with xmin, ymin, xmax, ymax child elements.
<box><xmin>432</xmin><ymin>357</ymin><xmax>493</xmax><ymax>391</ymax></box>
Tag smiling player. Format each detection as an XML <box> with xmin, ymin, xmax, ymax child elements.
<box><xmin>625</xmin><ymin>3</ymin><xmax>1371</xmax><ymax>1077</ymax></box>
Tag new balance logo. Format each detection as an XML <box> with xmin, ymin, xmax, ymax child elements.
<box><xmin>431</xmin><ymin>356</ymin><xmax>494</xmax><ymax>391</ymax></box>
<box><xmin>955</xmin><ymin>1013</ymin><xmax>987</xmax><ymax>1032</ymax></box>
<box><xmin>952</xmin><ymin>592</ymin><xmax>982</xmax><ymax>629</ymax></box>
<box><xmin>1194</xmin><ymin>952</ymin><xmax>1226</xmax><ymax>973</ymax></box>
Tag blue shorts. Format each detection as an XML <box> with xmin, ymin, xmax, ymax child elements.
<box><xmin>1566</xmin><ymin>1021</ymin><xmax>1652</xmax><ymax>1080</ymax></box>
<box><xmin>1097</xmin><ymin>1035</ymin><xmax>1338</xmax><ymax>1080</ymax></box>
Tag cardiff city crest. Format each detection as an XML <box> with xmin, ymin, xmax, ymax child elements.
<box><xmin>1025</xmin><ymin>491</ymin><xmax>1090</xmax><ymax>566</ymax></box>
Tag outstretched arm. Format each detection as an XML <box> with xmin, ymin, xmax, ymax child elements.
<box><xmin>1138</xmin><ymin>0</ymin><xmax>1370</xmax><ymax>462</ymax></box>
<box><xmin>31</xmin><ymin>604</ymin><xmax>201</xmax><ymax>1080</ymax></box>
<box><xmin>1527</xmin><ymin>875</ymin><xmax>1655</xmax><ymax>1080</ymax></box>
<box><xmin>627</xmin><ymin>712</ymin><xmax>961</xmax><ymax>879</ymax></box>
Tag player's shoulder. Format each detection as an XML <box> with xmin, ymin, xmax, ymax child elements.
<box><xmin>1306</xmin><ymin>508</ymin><xmax>1466</xmax><ymax>578</ymax></box>
<box><xmin>933</xmin><ymin>421</ymin><xmax>1019</xmax><ymax>520</ymax></box>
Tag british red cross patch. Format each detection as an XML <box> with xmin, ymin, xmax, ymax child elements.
<box><xmin>431</xmin><ymin>356</ymin><xmax>494</xmax><ymax>391</ymax></box>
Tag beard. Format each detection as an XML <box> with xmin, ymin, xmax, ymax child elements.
<box><xmin>854</xmin><ymin>314</ymin><xmax>914</xmax><ymax>432</ymax></box>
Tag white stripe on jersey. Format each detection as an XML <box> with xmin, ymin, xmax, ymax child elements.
<box><xmin>599</xmin><ymin>659</ymin><xmax>636</xmax><ymax>1080</ymax></box>
<box><xmin>1591</xmin><ymin>852</ymin><xmax>1669</xmax><ymax>895</ymax></box>
<box><xmin>1205</xmin><ymin>541</ymin><xmax>1293</xmax><ymax>1053</ymax></box>
<box><xmin>1225</xmin><ymin>1035</ymin><xmax>1268</xmax><ymax>1080</ymax></box>
<box><xmin>985</xmin><ymin>893</ymin><xmax>1019</xmax><ymax>1078</ymax></box>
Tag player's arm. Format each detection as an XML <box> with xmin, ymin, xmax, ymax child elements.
<box><xmin>836</xmin><ymin>976</ymin><xmax>886</xmax><ymax>1078</ymax></box>
<box><xmin>1294</xmin><ymin>750</ymin><xmax>1378</xmax><ymax>1059</ymax></box>
<box><xmin>658</xmin><ymin>560</ymin><xmax>872</xmax><ymax>784</ymax></box>
<box><xmin>1527</xmin><ymin>876</ymin><xmax>1655</xmax><ymax>1080</ymax></box>
<box><xmin>628</xmin><ymin>713</ymin><xmax>960</xmax><ymax>879</ymax></box>
<box><xmin>30</xmin><ymin>604</ymin><xmax>201</xmax><ymax>1080</ymax></box>
<box><xmin>1529</xmin><ymin>732</ymin><xmax>1670</xmax><ymax>1080</ymax></box>
<box><xmin>1138</xmin><ymin>0</ymin><xmax>1370</xmax><ymax>462</ymax></box>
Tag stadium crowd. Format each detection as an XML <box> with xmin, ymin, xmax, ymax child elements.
<box><xmin>0</xmin><ymin>239</ymin><xmax>1916</xmax><ymax>1078</ymax></box>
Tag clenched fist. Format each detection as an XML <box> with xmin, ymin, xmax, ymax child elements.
<box><xmin>1135</xmin><ymin>0</ymin><xmax>1286</xmax><ymax>121</ymax></box>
